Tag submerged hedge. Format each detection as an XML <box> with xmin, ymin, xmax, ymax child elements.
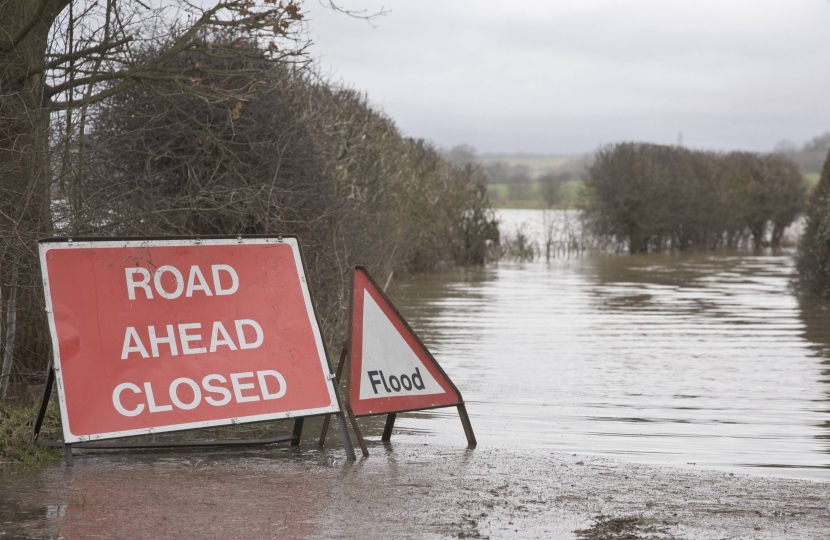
<box><xmin>583</xmin><ymin>143</ymin><xmax>805</xmax><ymax>253</ymax></box>
<box><xmin>796</xmin><ymin>150</ymin><xmax>830</xmax><ymax>298</ymax></box>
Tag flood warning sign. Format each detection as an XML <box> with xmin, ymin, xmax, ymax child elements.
<box><xmin>347</xmin><ymin>267</ymin><xmax>462</xmax><ymax>417</ymax></box>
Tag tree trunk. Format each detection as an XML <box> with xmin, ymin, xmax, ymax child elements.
<box><xmin>1</xmin><ymin>0</ymin><xmax>59</xmax><ymax>235</ymax></box>
<box><xmin>628</xmin><ymin>225</ymin><xmax>647</xmax><ymax>254</ymax></box>
<box><xmin>1</xmin><ymin>1</ymin><xmax>66</xmax><ymax>380</ymax></box>
<box><xmin>0</xmin><ymin>272</ymin><xmax>18</xmax><ymax>402</ymax></box>
<box><xmin>750</xmin><ymin>223</ymin><xmax>765</xmax><ymax>250</ymax></box>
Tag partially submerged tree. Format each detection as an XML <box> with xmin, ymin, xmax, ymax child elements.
<box><xmin>583</xmin><ymin>143</ymin><xmax>805</xmax><ymax>253</ymax></box>
<box><xmin>796</xmin><ymin>149</ymin><xmax>830</xmax><ymax>298</ymax></box>
<box><xmin>539</xmin><ymin>171</ymin><xmax>577</xmax><ymax>208</ymax></box>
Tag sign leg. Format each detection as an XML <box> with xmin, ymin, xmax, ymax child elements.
<box><xmin>457</xmin><ymin>404</ymin><xmax>477</xmax><ymax>448</ymax></box>
<box><xmin>33</xmin><ymin>363</ymin><xmax>55</xmax><ymax>441</ymax></box>
<box><xmin>319</xmin><ymin>343</ymin><xmax>348</xmax><ymax>447</ymax></box>
<box><xmin>346</xmin><ymin>406</ymin><xmax>369</xmax><ymax>457</ymax></box>
<box><xmin>318</xmin><ymin>415</ymin><xmax>331</xmax><ymax>447</ymax></box>
<box><xmin>291</xmin><ymin>418</ymin><xmax>304</xmax><ymax>446</ymax></box>
<box><xmin>334</xmin><ymin>411</ymin><xmax>356</xmax><ymax>460</ymax></box>
<box><xmin>64</xmin><ymin>443</ymin><xmax>73</xmax><ymax>467</ymax></box>
<box><xmin>381</xmin><ymin>413</ymin><xmax>396</xmax><ymax>442</ymax></box>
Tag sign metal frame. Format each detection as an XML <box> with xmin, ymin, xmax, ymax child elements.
<box><xmin>320</xmin><ymin>266</ymin><xmax>476</xmax><ymax>456</ymax></box>
<box><xmin>36</xmin><ymin>235</ymin><xmax>356</xmax><ymax>462</ymax></box>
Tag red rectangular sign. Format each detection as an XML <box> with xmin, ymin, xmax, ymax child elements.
<box><xmin>39</xmin><ymin>237</ymin><xmax>340</xmax><ymax>443</ymax></box>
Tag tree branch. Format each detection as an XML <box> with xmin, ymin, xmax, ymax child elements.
<box><xmin>50</xmin><ymin>77</ymin><xmax>137</xmax><ymax>110</ymax></box>
<box><xmin>319</xmin><ymin>0</ymin><xmax>388</xmax><ymax>25</ymax></box>
<box><xmin>45</xmin><ymin>36</ymin><xmax>133</xmax><ymax>71</ymax></box>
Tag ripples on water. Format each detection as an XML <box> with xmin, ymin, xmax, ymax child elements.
<box><xmin>386</xmin><ymin>210</ymin><xmax>830</xmax><ymax>480</ymax></box>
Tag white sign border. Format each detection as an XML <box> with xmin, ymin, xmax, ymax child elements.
<box><xmin>39</xmin><ymin>237</ymin><xmax>341</xmax><ymax>444</ymax></box>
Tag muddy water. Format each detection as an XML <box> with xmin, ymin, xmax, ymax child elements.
<box><xmin>383</xmin><ymin>209</ymin><xmax>830</xmax><ymax>481</ymax></box>
<box><xmin>3</xmin><ymin>210</ymin><xmax>830</xmax><ymax>538</ymax></box>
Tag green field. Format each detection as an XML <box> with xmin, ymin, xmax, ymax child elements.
<box><xmin>478</xmin><ymin>152</ymin><xmax>589</xmax><ymax>208</ymax></box>
<box><xmin>488</xmin><ymin>172</ymin><xmax>820</xmax><ymax>209</ymax></box>
<box><xmin>479</xmin><ymin>152</ymin><xmax>590</xmax><ymax>178</ymax></box>
<box><xmin>488</xmin><ymin>179</ymin><xmax>584</xmax><ymax>209</ymax></box>
<box><xmin>804</xmin><ymin>172</ymin><xmax>821</xmax><ymax>191</ymax></box>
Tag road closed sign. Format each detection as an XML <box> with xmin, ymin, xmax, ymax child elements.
<box><xmin>39</xmin><ymin>237</ymin><xmax>341</xmax><ymax>443</ymax></box>
<box><xmin>347</xmin><ymin>267</ymin><xmax>463</xmax><ymax>417</ymax></box>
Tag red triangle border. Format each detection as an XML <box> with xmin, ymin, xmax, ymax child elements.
<box><xmin>346</xmin><ymin>266</ymin><xmax>463</xmax><ymax>417</ymax></box>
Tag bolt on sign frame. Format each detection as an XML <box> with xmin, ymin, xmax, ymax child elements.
<box><xmin>319</xmin><ymin>266</ymin><xmax>476</xmax><ymax>456</ymax></box>
<box><xmin>35</xmin><ymin>236</ymin><xmax>355</xmax><ymax>465</ymax></box>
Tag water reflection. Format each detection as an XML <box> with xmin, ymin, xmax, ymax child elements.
<box><xmin>796</xmin><ymin>295</ymin><xmax>830</xmax><ymax>455</ymax></box>
<box><xmin>387</xmin><ymin>236</ymin><xmax>830</xmax><ymax>480</ymax></box>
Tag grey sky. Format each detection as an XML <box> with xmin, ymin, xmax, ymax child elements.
<box><xmin>303</xmin><ymin>1</ymin><xmax>830</xmax><ymax>154</ymax></box>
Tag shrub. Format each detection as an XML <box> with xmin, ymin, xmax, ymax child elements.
<box><xmin>45</xmin><ymin>45</ymin><xmax>498</xmax><ymax>359</ymax></box>
<box><xmin>583</xmin><ymin>143</ymin><xmax>805</xmax><ymax>253</ymax></box>
<box><xmin>796</xmin><ymin>149</ymin><xmax>830</xmax><ymax>298</ymax></box>
<box><xmin>539</xmin><ymin>171</ymin><xmax>576</xmax><ymax>207</ymax></box>
<box><xmin>0</xmin><ymin>41</ymin><xmax>498</xmax><ymax>388</ymax></box>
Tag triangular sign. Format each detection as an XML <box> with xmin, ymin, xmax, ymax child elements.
<box><xmin>347</xmin><ymin>267</ymin><xmax>462</xmax><ymax>417</ymax></box>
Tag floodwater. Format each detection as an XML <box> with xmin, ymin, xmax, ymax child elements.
<box><xmin>383</xmin><ymin>209</ymin><xmax>830</xmax><ymax>481</ymax></box>
<box><xmin>4</xmin><ymin>208</ymin><xmax>830</xmax><ymax>538</ymax></box>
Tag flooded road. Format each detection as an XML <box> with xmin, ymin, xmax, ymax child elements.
<box><xmin>3</xmin><ymin>445</ymin><xmax>829</xmax><ymax>539</ymax></box>
<box><xmin>384</xmin><ymin>210</ymin><xmax>830</xmax><ymax>481</ymax></box>
<box><xmin>4</xmin><ymin>209</ymin><xmax>830</xmax><ymax>539</ymax></box>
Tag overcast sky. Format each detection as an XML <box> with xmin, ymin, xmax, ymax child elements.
<box><xmin>302</xmin><ymin>1</ymin><xmax>830</xmax><ymax>155</ymax></box>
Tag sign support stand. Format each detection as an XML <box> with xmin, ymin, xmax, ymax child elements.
<box><xmin>319</xmin><ymin>342</ymin><xmax>367</xmax><ymax>457</ymax></box>
<box><xmin>381</xmin><ymin>413</ymin><xmax>396</xmax><ymax>442</ymax></box>
<box><xmin>290</xmin><ymin>418</ymin><xmax>304</xmax><ymax>446</ymax></box>
<box><xmin>325</xmin><ymin>346</ymin><xmax>357</xmax><ymax>461</ymax></box>
<box><xmin>34</xmin><ymin>346</ymin><xmax>357</xmax><ymax>465</ymax></box>
<box><xmin>318</xmin><ymin>343</ymin><xmax>348</xmax><ymax>447</ymax></box>
<box><xmin>457</xmin><ymin>404</ymin><xmax>477</xmax><ymax>447</ymax></box>
<box><xmin>345</xmin><ymin>405</ymin><xmax>368</xmax><ymax>456</ymax></box>
<box><xmin>333</xmin><ymin>412</ymin><xmax>356</xmax><ymax>460</ymax></box>
<box><xmin>32</xmin><ymin>360</ymin><xmax>55</xmax><ymax>443</ymax></box>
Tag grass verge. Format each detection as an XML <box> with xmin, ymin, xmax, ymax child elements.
<box><xmin>0</xmin><ymin>401</ymin><xmax>62</xmax><ymax>465</ymax></box>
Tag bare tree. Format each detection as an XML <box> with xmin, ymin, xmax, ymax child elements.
<box><xmin>3</xmin><ymin>0</ymin><xmax>306</xmax><ymax>235</ymax></box>
<box><xmin>0</xmin><ymin>2</ymin><xmax>499</xmax><ymax>392</ymax></box>
<box><xmin>0</xmin><ymin>0</ymin><xmax>306</xmax><ymax>394</ymax></box>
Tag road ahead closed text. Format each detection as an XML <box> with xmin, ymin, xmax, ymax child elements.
<box><xmin>40</xmin><ymin>239</ymin><xmax>339</xmax><ymax>442</ymax></box>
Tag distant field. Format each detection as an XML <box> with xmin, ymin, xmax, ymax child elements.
<box><xmin>479</xmin><ymin>152</ymin><xmax>590</xmax><ymax>178</ymax></box>
<box><xmin>480</xmin><ymin>153</ymin><xmax>574</xmax><ymax>169</ymax></box>
<box><xmin>804</xmin><ymin>172</ymin><xmax>820</xmax><ymax>191</ymax></box>
<box><xmin>488</xmin><ymin>179</ymin><xmax>584</xmax><ymax>209</ymax></box>
<box><xmin>486</xmin><ymin>155</ymin><xmax>820</xmax><ymax>208</ymax></box>
<box><xmin>487</xmin><ymin>184</ymin><xmax>509</xmax><ymax>199</ymax></box>
<box><xmin>488</xmin><ymin>199</ymin><xmax>549</xmax><ymax>209</ymax></box>
<box><xmin>489</xmin><ymin>172</ymin><xmax>818</xmax><ymax>209</ymax></box>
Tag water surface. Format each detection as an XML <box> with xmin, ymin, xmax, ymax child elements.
<box><xmin>384</xmin><ymin>209</ymin><xmax>830</xmax><ymax>480</ymax></box>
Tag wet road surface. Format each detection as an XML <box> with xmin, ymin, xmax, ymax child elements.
<box><xmin>2</xmin><ymin>438</ymin><xmax>829</xmax><ymax>539</ymax></box>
